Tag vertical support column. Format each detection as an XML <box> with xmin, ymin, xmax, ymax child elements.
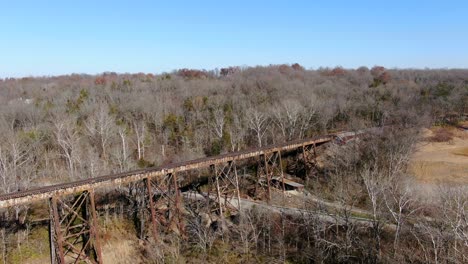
<box><xmin>211</xmin><ymin>164</ymin><xmax>224</xmax><ymax>219</ymax></box>
<box><xmin>233</xmin><ymin>162</ymin><xmax>242</xmax><ymax>211</ymax></box>
<box><xmin>89</xmin><ymin>190</ymin><xmax>103</xmax><ymax>263</ymax></box>
<box><xmin>48</xmin><ymin>191</ymin><xmax>102</xmax><ymax>264</ymax></box>
<box><xmin>49</xmin><ymin>197</ymin><xmax>65</xmax><ymax>264</ymax></box>
<box><xmin>301</xmin><ymin>143</ymin><xmax>319</xmax><ymax>187</ymax></box>
<box><xmin>145</xmin><ymin>178</ymin><xmax>159</xmax><ymax>241</ymax></box>
<box><xmin>49</xmin><ymin>216</ymin><xmax>57</xmax><ymax>264</ymax></box>
<box><xmin>209</xmin><ymin>161</ymin><xmax>242</xmax><ymax>215</ymax></box>
<box><xmin>136</xmin><ymin>182</ymin><xmax>147</xmax><ymax>239</ymax></box>
<box><xmin>302</xmin><ymin>144</ymin><xmax>309</xmax><ymax>185</ymax></box>
<box><xmin>313</xmin><ymin>143</ymin><xmax>319</xmax><ymax>185</ymax></box>
<box><xmin>263</xmin><ymin>154</ymin><xmax>271</xmax><ymax>202</ymax></box>
<box><xmin>170</xmin><ymin>173</ymin><xmax>184</xmax><ymax>235</ymax></box>
<box><xmin>278</xmin><ymin>151</ymin><xmax>285</xmax><ymax>193</ymax></box>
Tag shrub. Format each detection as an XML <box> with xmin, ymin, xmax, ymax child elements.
<box><xmin>428</xmin><ymin>128</ymin><xmax>454</xmax><ymax>142</ymax></box>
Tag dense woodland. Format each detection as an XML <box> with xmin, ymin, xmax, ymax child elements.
<box><xmin>0</xmin><ymin>65</ymin><xmax>467</xmax><ymax>263</ymax></box>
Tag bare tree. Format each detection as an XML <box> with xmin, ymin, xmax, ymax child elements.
<box><xmin>383</xmin><ymin>175</ymin><xmax>420</xmax><ymax>254</ymax></box>
<box><xmin>187</xmin><ymin>214</ymin><xmax>218</xmax><ymax>254</ymax></box>
<box><xmin>115</xmin><ymin>126</ymin><xmax>131</xmax><ymax>172</ymax></box>
<box><xmin>0</xmin><ymin>112</ymin><xmax>42</xmax><ymax>193</ymax></box>
<box><xmin>361</xmin><ymin>164</ymin><xmax>384</xmax><ymax>260</ymax></box>
<box><xmin>439</xmin><ymin>186</ymin><xmax>468</xmax><ymax>262</ymax></box>
<box><xmin>211</xmin><ymin>108</ymin><xmax>225</xmax><ymax>139</ymax></box>
<box><xmin>54</xmin><ymin>119</ymin><xmax>82</xmax><ymax>179</ymax></box>
<box><xmin>273</xmin><ymin>100</ymin><xmax>310</xmax><ymax>141</ymax></box>
<box><xmin>133</xmin><ymin>119</ymin><xmax>146</xmax><ymax>161</ymax></box>
<box><xmin>85</xmin><ymin>106</ymin><xmax>115</xmax><ymax>159</ymax></box>
<box><xmin>246</xmin><ymin>107</ymin><xmax>269</xmax><ymax>147</ymax></box>
<box><xmin>228</xmin><ymin>114</ymin><xmax>245</xmax><ymax>151</ymax></box>
<box><xmin>236</xmin><ymin>210</ymin><xmax>263</xmax><ymax>255</ymax></box>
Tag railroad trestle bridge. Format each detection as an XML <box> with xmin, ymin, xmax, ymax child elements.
<box><xmin>0</xmin><ymin>132</ymin><xmax>358</xmax><ymax>263</ymax></box>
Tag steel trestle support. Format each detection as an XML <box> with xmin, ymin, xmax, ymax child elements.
<box><xmin>142</xmin><ymin>173</ymin><xmax>184</xmax><ymax>241</ymax></box>
<box><xmin>49</xmin><ymin>190</ymin><xmax>102</xmax><ymax>264</ymax></box>
<box><xmin>258</xmin><ymin>151</ymin><xmax>285</xmax><ymax>201</ymax></box>
<box><xmin>210</xmin><ymin>161</ymin><xmax>242</xmax><ymax>218</ymax></box>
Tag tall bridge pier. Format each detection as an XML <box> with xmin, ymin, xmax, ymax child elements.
<box><xmin>49</xmin><ymin>191</ymin><xmax>102</xmax><ymax>263</ymax></box>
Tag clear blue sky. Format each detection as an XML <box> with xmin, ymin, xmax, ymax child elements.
<box><xmin>1</xmin><ymin>0</ymin><xmax>467</xmax><ymax>77</ymax></box>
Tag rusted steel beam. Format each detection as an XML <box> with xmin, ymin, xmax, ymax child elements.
<box><xmin>301</xmin><ymin>141</ymin><xmax>321</xmax><ymax>185</ymax></box>
<box><xmin>137</xmin><ymin>173</ymin><xmax>176</xmax><ymax>237</ymax></box>
<box><xmin>256</xmin><ymin>150</ymin><xmax>288</xmax><ymax>201</ymax></box>
<box><xmin>302</xmin><ymin>144</ymin><xmax>308</xmax><ymax>184</ymax></box>
<box><xmin>212</xmin><ymin>164</ymin><xmax>224</xmax><ymax>218</ymax></box>
<box><xmin>278</xmin><ymin>151</ymin><xmax>285</xmax><ymax>193</ymax></box>
<box><xmin>133</xmin><ymin>181</ymin><xmax>148</xmax><ymax>239</ymax></box>
<box><xmin>89</xmin><ymin>190</ymin><xmax>103</xmax><ymax>264</ymax></box>
<box><xmin>263</xmin><ymin>154</ymin><xmax>271</xmax><ymax>202</ymax></box>
<box><xmin>48</xmin><ymin>191</ymin><xmax>102</xmax><ymax>264</ymax></box>
<box><xmin>50</xmin><ymin>197</ymin><xmax>65</xmax><ymax>264</ymax></box>
<box><xmin>233</xmin><ymin>162</ymin><xmax>242</xmax><ymax>211</ymax></box>
<box><xmin>145</xmin><ymin>178</ymin><xmax>159</xmax><ymax>241</ymax></box>
<box><xmin>170</xmin><ymin>173</ymin><xmax>184</xmax><ymax>235</ymax></box>
<box><xmin>49</xmin><ymin>210</ymin><xmax>57</xmax><ymax>264</ymax></box>
<box><xmin>0</xmin><ymin>135</ymin><xmax>335</xmax><ymax>208</ymax></box>
<box><xmin>204</xmin><ymin>161</ymin><xmax>238</xmax><ymax>215</ymax></box>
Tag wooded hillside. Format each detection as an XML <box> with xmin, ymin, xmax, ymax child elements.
<box><xmin>1</xmin><ymin>65</ymin><xmax>467</xmax><ymax>263</ymax></box>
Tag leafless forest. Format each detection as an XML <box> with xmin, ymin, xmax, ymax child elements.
<box><xmin>0</xmin><ymin>65</ymin><xmax>467</xmax><ymax>263</ymax></box>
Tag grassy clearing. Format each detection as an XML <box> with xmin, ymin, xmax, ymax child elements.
<box><xmin>409</xmin><ymin>127</ymin><xmax>468</xmax><ymax>185</ymax></box>
<box><xmin>4</xmin><ymin>226</ymin><xmax>50</xmax><ymax>264</ymax></box>
<box><xmin>100</xmin><ymin>217</ymin><xmax>143</xmax><ymax>264</ymax></box>
<box><xmin>452</xmin><ymin>147</ymin><xmax>468</xmax><ymax>157</ymax></box>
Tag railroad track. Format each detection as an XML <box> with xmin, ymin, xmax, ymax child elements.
<box><xmin>0</xmin><ymin>132</ymin><xmax>361</xmax><ymax>208</ymax></box>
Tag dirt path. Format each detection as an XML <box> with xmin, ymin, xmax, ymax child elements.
<box><xmin>183</xmin><ymin>191</ymin><xmax>384</xmax><ymax>228</ymax></box>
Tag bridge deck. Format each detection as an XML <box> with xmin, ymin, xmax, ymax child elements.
<box><xmin>0</xmin><ymin>135</ymin><xmax>336</xmax><ymax>208</ymax></box>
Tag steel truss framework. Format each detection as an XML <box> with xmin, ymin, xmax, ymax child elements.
<box><xmin>47</xmin><ymin>147</ymin><xmax>318</xmax><ymax>261</ymax></box>
<box><xmin>142</xmin><ymin>173</ymin><xmax>184</xmax><ymax>240</ymax></box>
<box><xmin>301</xmin><ymin>143</ymin><xmax>318</xmax><ymax>168</ymax></box>
<box><xmin>0</xmin><ymin>132</ymin><xmax>343</xmax><ymax>263</ymax></box>
<box><xmin>49</xmin><ymin>190</ymin><xmax>102</xmax><ymax>264</ymax></box>
<box><xmin>301</xmin><ymin>143</ymin><xmax>318</xmax><ymax>182</ymax></box>
<box><xmin>258</xmin><ymin>150</ymin><xmax>285</xmax><ymax>201</ymax></box>
<box><xmin>210</xmin><ymin>161</ymin><xmax>242</xmax><ymax>218</ymax></box>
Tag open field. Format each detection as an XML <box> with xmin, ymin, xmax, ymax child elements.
<box><xmin>409</xmin><ymin>127</ymin><xmax>468</xmax><ymax>184</ymax></box>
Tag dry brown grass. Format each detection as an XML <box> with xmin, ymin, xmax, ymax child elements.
<box><xmin>409</xmin><ymin>161</ymin><xmax>468</xmax><ymax>184</ymax></box>
<box><xmin>452</xmin><ymin>147</ymin><xmax>468</xmax><ymax>157</ymax></box>
<box><xmin>409</xmin><ymin>127</ymin><xmax>468</xmax><ymax>185</ymax></box>
<box><xmin>102</xmin><ymin>239</ymin><xmax>140</xmax><ymax>264</ymax></box>
<box><xmin>100</xmin><ymin>218</ymin><xmax>143</xmax><ymax>264</ymax></box>
<box><xmin>454</xmin><ymin>125</ymin><xmax>468</xmax><ymax>140</ymax></box>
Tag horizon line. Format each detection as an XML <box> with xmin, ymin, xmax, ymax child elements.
<box><xmin>2</xmin><ymin>64</ymin><xmax>468</xmax><ymax>79</ymax></box>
